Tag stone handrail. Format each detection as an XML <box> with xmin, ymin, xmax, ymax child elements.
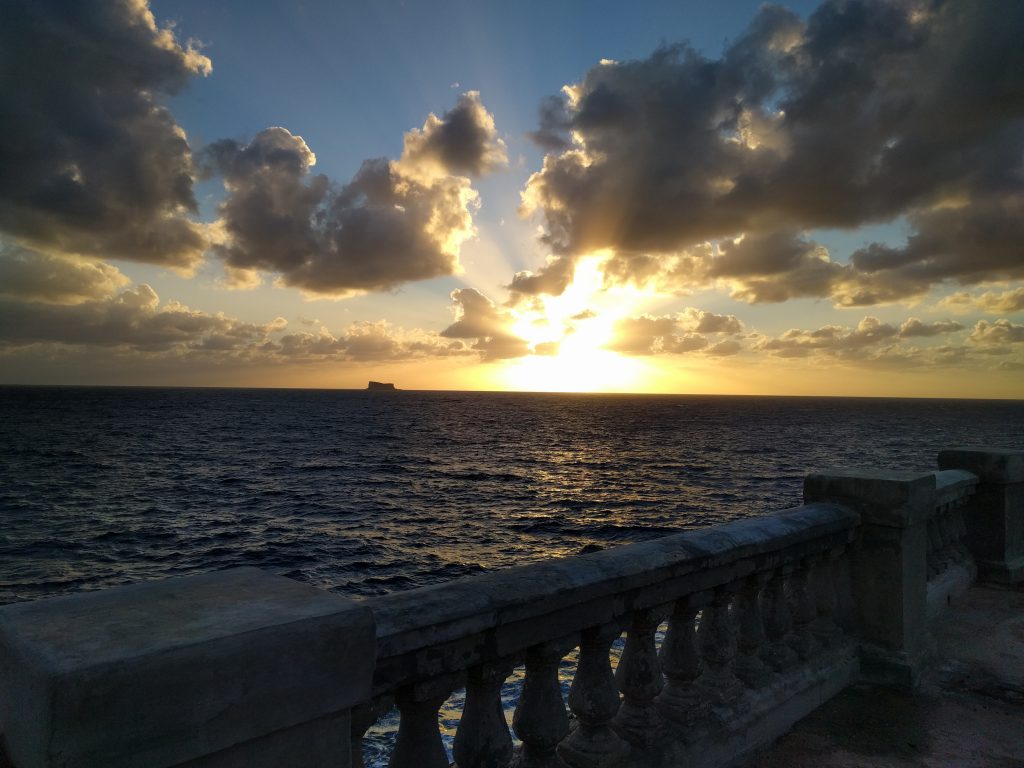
<box><xmin>0</xmin><ymin>446</ymin><xmax>1021</xmax><ymax>768</ymax></box>
<box><xmin>357</xmin><ymin>502</ymin><xmax>861</xmax><ymax>768</ymax></box>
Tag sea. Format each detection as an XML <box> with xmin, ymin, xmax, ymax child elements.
<box><xmin>1</xmin><ymin>386</ymin><xmax>1022</xmax><ymax>761</ymax></box>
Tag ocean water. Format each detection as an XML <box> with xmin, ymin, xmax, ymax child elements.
<box><xmin>2</xmin><ymin>386</ymin><xmax>1022</xmax><ymax>606</ymax></box>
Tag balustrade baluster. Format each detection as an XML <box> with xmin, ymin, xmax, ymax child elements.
<box><xmin>351</xmin><ymin>702</ymin><xmax>375</xmax><ymax>768</ymax></box>
<box><xmin>390</xmin><ymin>685</ymin><xmax>453</xmax><ymax>768</ymax></box>
<box><xmin>511</xmin><ymin>640</ymin><xmax>573</xmax><ymax>768</ymax></box>
<box><xmin>694</xmin><ymin>584</ymin><xmax>743</xmax><ymax>710</ymax></box>
<box><xmin>455</xmin><ymin>660</ymin><xmax>515</xmax><ymax>768</ymax></box>
<box><xmin>558</xmin><ymin>624</ymin><xmax>629</xmax><ymax>768</ymax></box>
<box><xmin>612</xmin><ymin>608</ymin><xmax>665</xmax><ymax>748</ymax></box>
<box><xmin>734</xmin><ymin>573</ymin><xmax>772</xmax><ymax>688</ymax></box>
<box><xmin>656</xmin><ymin>597</ymin><xmax>710</xmax><ymax>726</ymax></box>
<box><xmin>761</xmin><ymin>567</ymin><xmax>798</xmax><ymax>672</ymax></box>
<box><xmin>787</xmin><ymin>557</ymin><xmax>820</xmax><ymax>660</ymax></box>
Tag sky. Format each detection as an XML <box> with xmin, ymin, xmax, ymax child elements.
<box><xmin>1</xmin><ymin>0</ymin><xmax>1022</xmax><ymax>397</ymax></box>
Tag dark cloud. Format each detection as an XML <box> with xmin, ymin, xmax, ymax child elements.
<box><xmin>275</xmin><ymin>321</ymin><xmax>470</xmax><ymax>362</ymax></box>
<box><xmin>0</xmin><ymin>242</ymin><xmax>129</xmax><ymax>304</ymax></box>
<box><xmin>711</xmin><ymin>231</ymin><xmax>846</xmax><ymax>303</ymax></box>
<box><xmin>849</xmin><ymin>195</ymin><xmax>1024</xmax><ymax>293</ymax></box>
<box><xmin>0</xmin><ymin>0</ymin><xmax>210</xmax><ymax>270</ymax></box>
<box><xmin>680</xmin><ymin>308</ymin><xmax>744</xmax><ymax>335</ymax></box>
<box><xmin>204</xmin><ymin>129</ymin><xmax>479</xmax><ymax>295</ymax></box>
<box><xmin>508</xmin><ymin>255</ymin><xmax>577</xmax><ymax>298</ymax></box>
<box><xmin>898</xmin><ymin>318</ymin><xmax>964</xmax><ymax>338</ymax></box>
<box><xmin>400</xmin><ymin>92</ymin><xmax>508</xmax><ymax>177</ymax></box>
<box><xmin>439</xmin><ymin>288</ymin><xmax>529</xmax><ymax>359</ymax></box>
<box><xmin>0</xmin><ymin>284</ymin><xmax>274</xmax><ymax>351</ymax></box>
<box><xmin>528</xmin><ymin>95</ymin><xmax>573</xmax><ymax>151</ymax></box>
<box><xmin>521</xmin><ymin>0</ymin><xmax>1024</xmax><ymax>304</ymax></box>
<box><xmin>204</xmin><ymin>92</ymin><xmax>505</xmax><ymax>296</ymax></box>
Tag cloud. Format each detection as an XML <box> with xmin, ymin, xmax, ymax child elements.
<box><xmin>969</xmin><ymin>319</ymin><xmax>1024</xmax><ymax>346</ymax></box>
<box><xmin>398</xmin><ymin>91</ymin><xmax>508</xmax><ymax>179</ymax></box>
<box><xmin>203</xmin><ymin>93</ymin><xmax>506</xmax><ymax>296</ymax></box>
<box><xmin>519</xmin><ymin>1</ymin><xmax>1024</xmax><ymax>304</ymax></box>
<box><xmin>607</xmin><ymin>315</ymin><xmax>708</xmax><ymax>355</ymax></box>
<box><xmin>679</xmin><ymin>308</ymin><xmax>744</xmax><ymax>335</ymax></box>
<box><xmin>606</xmin><ymin>307</ymin><xmax>745</xmax><ymax>356</ymax></box>
<box><xmin>898</xmin><ymin>318</ymin><xmax>964</xmax><ymax>338</ymax></box>
<box><xmin>706</xmin><ymin>339</ymin><xmax>742</xmax><ymax>356</ymax></box>
<box><xmin>758</xmin><ymin>316</ymin><xmax>899</xmax><ymax>358</ymax></box>
<box><xmin>439</xmin><ymin>288</ymin><xmax>529</xmax><ymax>359</ymax></box>
<box><xmin>275</xmin><ymin>320</ymin><xmax>470</xmax><ymax>362</ymax></box>
<box><xmin>508</xmin><ymin>255</ymin><xmax>577</xmax><ymax>298</ymax></box>
<box><xmin>0</xmin><ymin>0</ymin><xmax>210</xmax><ymax>271</ymax></box>
<box><xmin>0</xmin><ymin>284</ymin><xmax>275</xmax><ymax>351</ymax></box>
<box><xmin>939</xmin><ymin>287</ymin><xmax>1024</xmax><ymax>315</ymax></box>
<box><xmin>849</xmin><ymin>195</ymin><xmax>1024</xmax><ymax>297</ymax></box>
<box><xmin>0</xmin><ymin>242</ymin><xmax>130</xmax><ymax>304</ymax></box>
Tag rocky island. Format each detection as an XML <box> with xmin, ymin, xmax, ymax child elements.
<box><xmin>366</xmin><ymin>381</ymin><xmax>396</xmax><ymax>391</ymax></box>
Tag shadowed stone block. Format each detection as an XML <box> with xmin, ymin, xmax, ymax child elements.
<box><xmin>939</xmin><ymin>447</ymin><xmax>1024</xmax><ymax>583</ymax></box>
<box><xmin>805</xmin><ymin>470</ymin><xmax>935</xmax><ymax>689</ymax></box>
<box><xmin>0</xmin><ymin>567</ymin><xmax>375</xmax><ymax>768</ymax></box>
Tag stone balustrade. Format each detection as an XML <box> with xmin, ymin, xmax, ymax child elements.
<box><xmin>357</xmin><ymin>502</ymin><xmax>861</xmax><ymax>768</ymax></box>
<box><xmin>0</xmin><ymin>446</ymin><xmax>1021</xmax><ymax>768</ymax></box>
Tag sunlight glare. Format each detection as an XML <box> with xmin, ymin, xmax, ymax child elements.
<box><xmin>498</xmin><ymin>254</ymin><xmax>663</xmax><ymax>392</ymax></box>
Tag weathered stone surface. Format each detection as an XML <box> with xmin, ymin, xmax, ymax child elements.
<box><xmin>938</xmin><ymin>447</ymin><xmax>1024</xmax><ymax>483</ymax></box>
<box><xmin>938</xmin><ymin>447</ymin><xmax>1024</xmax><ymax>584</ymax></box>
<box><xmin>933</xmin><ymin>469</ymin><xmax>978</xmax><ymax>507</ymax></box>
<box><xmin>367</xmin><ymin>503</ymin><xmax>859</xmax><ymax>681</ymax></box>
<box><xmin>0</xmin><ymin>567</ymin><xmax>375</xmax><ymax>768</ymax></box>
<box><xmin>804</xmin><ymin>470</ymin><xmax>936</xmax><ymax>528</ymax></box>
<box><xmin>806</xmin><ymin>471</ymin><xmax>934</xmax><ymax>688</ymax></box>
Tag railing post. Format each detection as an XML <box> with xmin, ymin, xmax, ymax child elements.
<box><xmin>559</xmin><ymin>624</ymin><xmax>628</xmax><ymax>768</ymax></box>
<box><xmin>454</xmin><ymin>661</ymin><xmax>515</xmax><ymax>768</ymax></box>
<box><xmin>761</xmin><ymin>566</ymin><xmax>798</xmax><ymax>673</ymax></box>
<box><xmin>511</xmin><ymin>640</ymin><xmax>573</xmax><ymax>768</ymax></box>
<box><xmin>694</xmin><ymin>584</ymin><xmax>744</xmax><ymax>716</ymax></box>
<box><xmin>0</xmin><ymin>568</ymin><xmax>376</xmax><ymax>768</ymax></box>
<box><xmin>612</xmin><ymin>608</ymin><xmax>665</xmax><ymax>749</ymax></box>
<box><xmin>391</xmin><ymin>682</ymin><xmax>454</xmax><ymax>768</ymax></box>
<box><xmin>657</xmin><ymin>596</ymin><xmax>710</xmax><ymax>725</ymax></box>
<box><xmin>938</xmin><ymin>447</ymin><xmax>1024</xmax><ymax>584</ymax></box>
<box><xmin>805</xmin><ymin>469</ymin><xmax>935</xmax><ymax>689</ymax></box>
<box><xmin>734</xmin><ymin>574</ymin><xmax>772</xmax><ymax>688</ymax></box>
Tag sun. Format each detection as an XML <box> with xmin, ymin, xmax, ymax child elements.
<box><xmin>492</xmin><ymin>255</ymin><xmax>662</xmax><ymax>393</ymax></box>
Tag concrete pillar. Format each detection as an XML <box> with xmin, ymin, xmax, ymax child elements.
<box><xmin>938</xmin><ymin>447</ymin><xmax>1024</xmax><ymax>584</ymax></box>
<box><xmin>0</xmin><ymin>567</ymin><xmax>376</xmax><ymax>768</ymax></box>
<box><xmin>804</xmin><ymin>470</ymin><xmax>935</xmax><ymax>689</ymax></box>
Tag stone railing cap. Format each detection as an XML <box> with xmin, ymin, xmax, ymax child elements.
<box><xmin>368</xmin><ymin>501</ymin><xmax>859</xmax><ymax>664</ymax></box>
<box><xmin>0</xmin><ymin>567</ymin><xmax>375</xmax><ymax>768</ymax></box>
<box><xmin>938</xmin><ymin>447</ymin><xmax>1024</xmax><ymax>484</ymax></box>
<box><xmin>804</xmin><ymin>469</ymin><xmax>936</xmax><ymax>528</ymax></box>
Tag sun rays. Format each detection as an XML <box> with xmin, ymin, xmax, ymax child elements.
<box><xmin>491</xmin><ymin>255</ymin><xmax>663</xmax><ymax>392</ymax></box>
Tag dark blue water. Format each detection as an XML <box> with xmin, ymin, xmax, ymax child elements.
<box><xmin>1</xmin><ymin>386</ymin><xmax>1022</xmax><ymax>606</ymax></box>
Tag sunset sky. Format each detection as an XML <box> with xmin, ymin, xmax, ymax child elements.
<box><xmin>1</xmin><ymin>0</ymin><xmax>1022</xmax><ymax>397</ymax></box>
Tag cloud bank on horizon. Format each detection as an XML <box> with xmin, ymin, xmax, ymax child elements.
<box><xmin>0</xmin><ymin>0</ymin><xmax>1021</xmax><ymax>390</ymax></box>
